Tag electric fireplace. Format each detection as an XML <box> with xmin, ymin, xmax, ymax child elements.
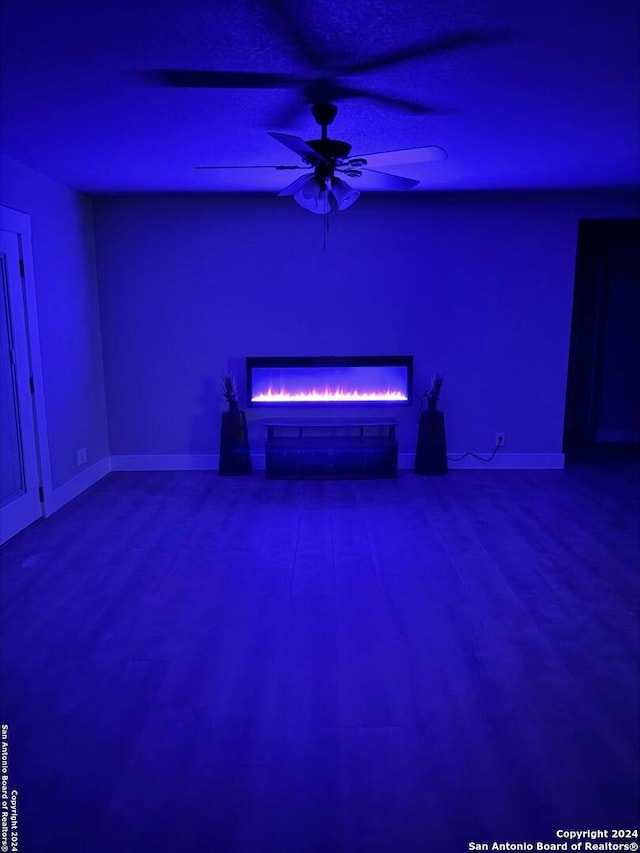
<box><xmin>246</xmin><ymin>356</ymin><xmax>413</xmax><ymax>407</ymax></box>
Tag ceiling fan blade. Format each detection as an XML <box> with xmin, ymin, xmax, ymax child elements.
<box><xmin>268</xmin><ymin>132</ymin><xmax>328</xmax><ymax>163</ymax></box>
<box><xmin>333</xmin><ymin>29</ymin><xmax>505</xmax><ymax>75</ymax></box>
<box><xmin>336</xmin><ymin>166</ymin><xmax>420</xmax><ymax>190</ymax></box>
<box><xmin>142</xmin><ymin>69</ymin><xmax>307</xmax><ymax>89</ymax></box>
<box><xmin>277</xmin><ymin>173</ymin><xmax>316</xmax><ymax>197</ymax></box>
<box><xmin>334</xmin><ymin>84</ymin><xmax>445</xmax><ymax>115</ymax></box>
<box><xmin>194</xmin><ymin>164</ymin><xmax>303</xmax><ymax>171</ymax></box>
<box><xmin>274</xmin><ymin>98</ymin><xmax>313</xmax><ymax>130</ymax></box>
<box><xmin>352</xmin><ymin>145</ymin><xmax>448</xmax><ymax>168</ymax></box>
<box><xmin>340</xmin><ymin>169</ymin><xmax>420</xmax><ymax>190</ymax></box>
<box><xmin>266</xmin><ymin>0</ymin><xmax>331</xmax><ymax>71</ymax></box>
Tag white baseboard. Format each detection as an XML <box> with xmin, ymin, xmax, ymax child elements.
<box><xmin>110</xmin><ymin>454</ymin><xmax>220</xmax><ymax>471</ymax></box>
<box><xmin>45</xmin><ymin>456</ymin><xmax>112</xmax><ymax>516</ymax></box>
<box><xmin>398</xmin><ymin>453</ymin><xmax>413</xmax><ymax>469</ymax></box>
<box><xmin>444</xmin><ymin>451</ymin><xmax>565</xmax><ymax>470</ymax></box>
<box><xmin>110</xmin><ymin>452</ymin><xmax>564</xmax><ymax>472</ymax></box>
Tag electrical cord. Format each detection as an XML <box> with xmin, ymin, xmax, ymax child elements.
<box><xmin>448</xmin><ymin>436</ymin><xmax>504</xmax><ymax>463</ymax></box>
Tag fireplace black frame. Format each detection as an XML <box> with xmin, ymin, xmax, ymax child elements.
<box><xmin>246</xmin><ymin>355</ymin><xmax>413</xmax><ymax>407</ymax></box>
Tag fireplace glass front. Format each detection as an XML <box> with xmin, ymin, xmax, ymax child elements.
<box><xmin>246</xmin><ymin>356</ymin><xmax>413</xmax><ymax>406</ymax></box>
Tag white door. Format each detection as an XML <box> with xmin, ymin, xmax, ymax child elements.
<box><xmin>0</xmin><ymin>229</ymin><xmax>42</xmax><ymax>544</ymax></box>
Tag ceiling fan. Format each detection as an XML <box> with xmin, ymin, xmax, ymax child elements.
<box><xmin>196</xmin><ymin>101</ymin><xmax>447</xmax><ymax>213</ymax></box>
<box><xmin>141</xmin><ymin>10</ymin><xmax>503</xmax><ymax>212</ymax></box>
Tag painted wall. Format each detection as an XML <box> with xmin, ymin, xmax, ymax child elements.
<box><xmin>0</xmin><ymin>156</ymin><xmax>109</xmax><ymax>489</ymax></box>
<box><xmin>92</xmin><ymin>190</ymin><xmax>639</xmax><ymax>463</ymax></box>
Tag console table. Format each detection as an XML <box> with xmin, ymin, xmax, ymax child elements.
<box><xmin>264</xmin><ymin>418</ymin><xmax>398</xmax><ymax>479</ymax></box>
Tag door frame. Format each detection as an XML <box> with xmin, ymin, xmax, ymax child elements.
<box><xmin>563</xmin><ymin>218</ymin><xmax>640</xmax><ymax>459</ymax></box>
<box><xmin>0</xmin><ymin>204</ymin><xmax>52</xmax><ymax>525</ymax></box>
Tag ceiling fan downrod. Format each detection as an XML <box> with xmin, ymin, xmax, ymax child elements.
<box><xmin>307</xmin><ymin>103</ymin><xmax>352</xmax><ymax>163</ymax></box>
<box><xmin>311</xmin><ymin>102</ymin><xmax>337</xmax><ymax>139</ymax></box>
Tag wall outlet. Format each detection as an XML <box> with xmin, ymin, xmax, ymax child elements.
<box><xmin>76</xmin><ymin>447</ymin><xmax>87</xmax><ymax>466</ymax></box>
<box><xmin>495</xmin><ymin>432</ymin><xmax>505</xmax><ymax>448</ymax></box>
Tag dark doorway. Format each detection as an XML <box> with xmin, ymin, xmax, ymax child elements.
<box><xmin>563</xmin><ymin>219</ymin><xmax>640</xmax><ymax>462</ymax></box>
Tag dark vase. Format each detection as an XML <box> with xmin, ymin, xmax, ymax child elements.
<box><xmin>218</xmin><ymin>409</ymin><xmax>252</xmax><ymax>475</ymax></box>
<box><xmin>415</xmin><ymin>408</ymin><xmax>448</xmax><ymax>475</ymax></box>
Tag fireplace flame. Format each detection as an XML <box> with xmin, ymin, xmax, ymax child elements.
<box><xmin>252</xmin><ymin>384</ymin><xmax>408</xmax><ymax>403</ymax></box>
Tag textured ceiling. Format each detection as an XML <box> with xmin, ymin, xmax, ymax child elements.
<box><xmin>1</xmin><ymin>0</ymin><xmax>639</xmax><ymax>194</ymax></box>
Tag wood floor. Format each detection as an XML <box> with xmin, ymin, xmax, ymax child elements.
<box><xmin>1</xmin><ymin>463</ymin><xmax>638</xmax><ymax>852</ymax></box>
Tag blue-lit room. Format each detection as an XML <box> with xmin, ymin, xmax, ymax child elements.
<box><xmin>1</xmin><ymin>1</ymin><xmax>639</xmax><ymax>851</ymax></box>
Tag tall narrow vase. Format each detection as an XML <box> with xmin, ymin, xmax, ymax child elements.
<box><xmin>414</xmin><ymin>409</ymin><xmax>448</xmax><ymax>475</ymax></box>
<box><xmin>218</xmin><ymin>409</ymin><xmax>252</xmax><ymax>475</ymax></box>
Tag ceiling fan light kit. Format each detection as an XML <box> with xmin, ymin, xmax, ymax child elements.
<box><xmin>289</xmin><ymin>174</ymin><xmax>360</xmax><ymax>214</ymax></box>
<box><xmin>293</xmin><ymin>177</ymin><xmax>331</xmax><ymax>214</ymax></box>
<box><xmin>331</xmin><ymin>177</ymin><xmax>360</xmax><ymax>211</ymax></box>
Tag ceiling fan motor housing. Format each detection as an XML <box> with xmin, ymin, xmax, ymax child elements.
<box><xmin>311</xmin><ymin>102</ymin><xmax>338</xmax><ymax>127</ymax></box>
<box><xmin>306</xmin><ymin>138</ymin><xmax>353</xmax><ymax>163</ymax></box>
